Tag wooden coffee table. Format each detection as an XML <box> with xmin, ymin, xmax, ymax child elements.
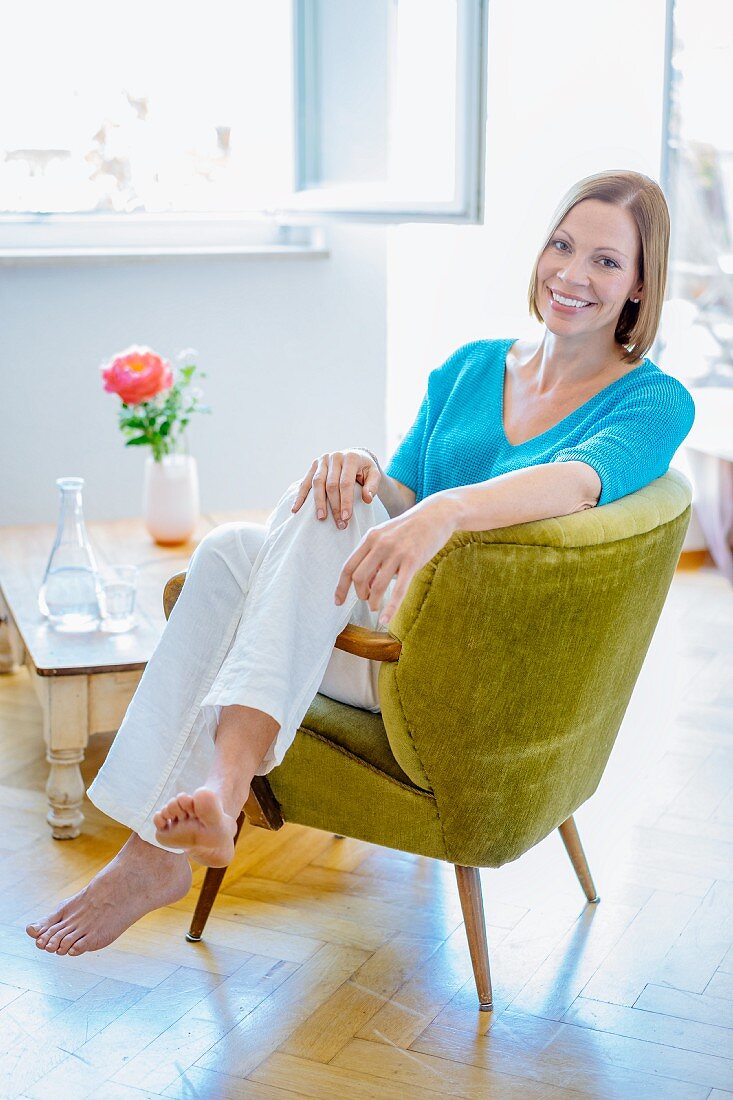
<box><xmin>0</xmin><ymin>508</ymin><xmax>270</xmax><ymax>839</ymax></box>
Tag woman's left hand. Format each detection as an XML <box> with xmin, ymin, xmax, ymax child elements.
<box><xmin>333</xmin><ymin>496</ymin><xmax>458</xmax><ymax>626</ymax></box>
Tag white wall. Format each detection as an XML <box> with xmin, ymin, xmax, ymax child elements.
<box><xmin>2</xmin><ymin>223</ymin><xmax>387</xmax><ymax>524</ymax></box>
<box><xmin>387</xmin><ymin>0</ymin><xmax>670</xmax><ymax>454</ymax></box>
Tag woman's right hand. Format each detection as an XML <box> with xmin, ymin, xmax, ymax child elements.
<box><xmin>290</xmin><ymin>449</ymin><xmax>381</xmax><ymax>529</ymax></box>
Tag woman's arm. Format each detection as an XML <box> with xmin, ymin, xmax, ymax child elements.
<box><xmin>357</xmin><ymin>447</ymin><xmax>417</xmax><ymax>517</ymax></box>
<box><xmin>437</xmin><ymin>460</ymin><xmax>600</xmax><ymax>533</ymax></box>
<box><xmin>334</xmin><ymin>461</ymin><xmax>598</xmax><ymax>625</ymax></box>
<box><xmin>377</xmin><ymin>473</ymin><xmax>417</xmax><ymax>519</ymax></box>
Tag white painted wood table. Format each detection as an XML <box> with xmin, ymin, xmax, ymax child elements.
<box><xmin>0</xmin><ymin>508</ymin><xmax>270</xmax><ymax>839</ymax></box>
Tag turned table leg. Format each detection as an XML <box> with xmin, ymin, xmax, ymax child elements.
<box><xmin>40</xmin><ymin>675</ymin><xmax>89</xmax><ymax>839</ymax></box>
<box><xmin>0</xmin><ymin>612</ymin><xmax>13</xmax><ymax>673</ymax></box>
<box><xmin>0</xmin><ymin>594</ymin><xmax>26</xmax><ymax>674</ymax></box>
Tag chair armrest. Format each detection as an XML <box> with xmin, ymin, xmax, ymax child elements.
<box><xmin>162</xmin><ymin>571</ymin><xmax>402</xmax><ymax>661</ymax></box>
<box><xmin>163</xmin><ymin>572</ymin><xmax>187</xmax><ymax>620</ymax></box>
<box><xmin>333</xmin><ymin>624</ymin><xmax>402</xmax><ymax>662</ymax></box>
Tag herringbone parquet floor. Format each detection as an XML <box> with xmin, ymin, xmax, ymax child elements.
<box><xmin>0</xmin><ymin>563</ymin><xmax>731</xmax><ymax>1099</ymax></box>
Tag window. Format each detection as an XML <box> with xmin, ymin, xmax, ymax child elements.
<box><xmin>660</xmin><ymin>0</ymin><xmax>733</xmax><ymax>389</ymax></box>
<box><xmin>1</xmin><ymin>0</ymin><xmax>488</xmax><ymax>258</ymax></box>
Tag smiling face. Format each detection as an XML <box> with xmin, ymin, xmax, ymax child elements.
<box><xmin>534</xmin><ymin>198</ymin><xmax>644</xmax><ymax>346</ymax></box>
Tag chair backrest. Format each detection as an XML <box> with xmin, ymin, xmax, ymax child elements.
<box><xmin>377</xmin><ymin>470</ymin><xmax>693</xmax><ymax>868</ymax></box>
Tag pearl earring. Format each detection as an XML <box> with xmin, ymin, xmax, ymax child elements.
<box><xmin>631</xmin><ymin>297</ymin><xmax>640</xmax><ymax>304</ymax></box>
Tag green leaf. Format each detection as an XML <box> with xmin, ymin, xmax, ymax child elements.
<box><xmin>124</xmin><ymin>436</ymin><xmax>151</xmax><ymax>446</ymax></box>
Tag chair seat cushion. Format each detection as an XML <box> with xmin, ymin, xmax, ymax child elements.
<box><xmin>267</xmin><ymin>692</ymin><xmax>445</xmax><ymax>860</ymax></box>
<box><xmin>300</xmin><ymin>692</ymin><xmax>430</xmax><ymax>790</ymax></box>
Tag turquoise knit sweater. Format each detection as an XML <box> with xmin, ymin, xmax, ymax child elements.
<box><xmin>384</xmin><ymin>337</ymin><xmax>696</xmax><ymax>508</ymax></box>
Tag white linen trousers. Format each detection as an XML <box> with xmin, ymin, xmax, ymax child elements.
<box><xmin>86</xmin><ymin>478</ymin><xmax>397</xmax><ymax>849</ymax></box>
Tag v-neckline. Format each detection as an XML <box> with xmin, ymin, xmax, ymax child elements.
<box><xmin>498</xmin><ymin>338</ymin><xmax>650</xmax><ymax>449</ymax></box>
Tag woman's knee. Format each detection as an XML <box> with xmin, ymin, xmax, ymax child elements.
<box><xmin>190</xmin><ymin>521</ymin><xmax>266</xmax><ymax>573</ymax></box>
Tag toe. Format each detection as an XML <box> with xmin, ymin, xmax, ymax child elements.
<box><xmin>27</xmin><ymin>913</ymin><xmax>57</xmax><ymax>939</ymax></box>
<box><xmin>162</xmin><ymin>797</ymin><xmax>182</xmax><ymax>822</ymax></box>
<box><xmin>191</xmin><ymin>787</ymin><xmax>221</xmax><ymax>822</ymax></box>
<box><xmin>172</xmin><ymin>794</ymin><xmax>192</xmax><ymax>819</ymax></box>
<box><xmin>56</xmin><ymin>928</ymin><xmax>84</xmax><ymax>956</ymax></box>
<box><xmin>45</xmin><ymin>924</ymin><xmax>73</xmax><ymax>952</ymax></box>
<box><xmin>177</xmin><ymin>793</ymin><xmax>195</xmax><ymax>815</ymax></box>
<box><xmin>68</xmin><ymin>936</ymin><xmax>88</xmax><ymax>956</ymax></box>
<box><xmin>36</xmin><ymin>920</ymin><xmax>65</xmax><ymax>949</ymax></box>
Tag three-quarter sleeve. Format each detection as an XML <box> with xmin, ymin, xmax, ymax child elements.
<box><xmin>383</xmin><ymin>390</ymin><xmax>429</xmax><ymax>493</ymax></box>
<box><xmin>550</xmin><ymin>376</ymin><xmax>696</xmax><ymax>506</ymax></box>
<box><xmin>384</xmin><ymin>341</ymin><xmax>483</xmax><ymax>498</ymax></box>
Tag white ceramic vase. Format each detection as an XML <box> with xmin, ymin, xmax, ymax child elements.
<box><xmin>143</xmin><ymin>452</ymin><xmax>200</xmax><ymax>545</ymax></box>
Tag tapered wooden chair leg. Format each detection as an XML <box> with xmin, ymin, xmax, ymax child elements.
<box><xmin>558</xmin><ymin>815</ymin><xmax>600</xmax><ymax>903</ymax></box>
<box><xmin>454</xmin><ymin>864</ymin><xmax>493</xmax><ymax>1011</ymax></box>
<box><xmin>186</xmin><ymin>810</ymin><xmax>246</xmax><ymax>942</ymax></box>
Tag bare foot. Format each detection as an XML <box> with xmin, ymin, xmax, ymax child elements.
<box><xmin>25</xmin><ymin>833</ymin><xmax>191</xmax><ymax>956</ymax></box>
<box><xmin>153</xmin><ymin>787</ymin><xmax>239</xmax><ymax>867</ymax></box>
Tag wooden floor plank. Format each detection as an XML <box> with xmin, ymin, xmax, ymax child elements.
<box><xmin>562</xmin><ymin>995</ymin><xmax>733</xmax><ymax>1059</ymax></box>
<box><xmin>195</xmin><ymin>943</ymin><xmax>371</xmax><ymax>1080</ymax></box>
<box><xmin>23</xmin><ymin>967</ymin><xmax>225</xmax><ymax>1098</ymax></box>
<box><xmin>110</xmin><ymin>955</ymin><xmax>302</xmax><ymax>1094</ymax></box>
<box><xmin>634</xmin><ymin>981</ymin><xmax>733</xmax><ymax>1028</ymax></box>
<box><xmin>576</xmin><ymin>890</ymin><xmax>703</xmax><ymax>1007</ymax></box>
<box><xmin>410</xmin><ymin>1018</ymin><xmax>713</xmax><ymax>1099</ymax></box>
<box><xmin>285</xmin><ymin>1040</ymin><xmax>581</xmax><ymax>1098</ymax></box>
<box><xmin>0</xmin><ymin>977</ymin><xmax>146</xmax><ymax>1098</ymax></box>
<box><xmin>278</xmin><ymin>931</ymin><xmax>446</xmax><ymax>1062</ymax></box>
<box><xmin>164</xmin><ymin>1063</ymin><xmax>316</xmax><ymax>1099</ymax></box>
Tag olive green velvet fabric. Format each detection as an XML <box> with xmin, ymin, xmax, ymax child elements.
<box><xmin>265</xmin><ymin>470</ymin><xmax>692</xmax><ymax>869</ymax></box>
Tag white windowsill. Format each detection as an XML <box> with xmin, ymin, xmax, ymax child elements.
<box><xmin>0</xmin><ymin>216</ymin><xmax>330</xmax><ymax>263</ymax></box>
<box><xmin>0</xmin><ymin>242</ymin><xmax>330</xmax><ymax>262</ymax></box>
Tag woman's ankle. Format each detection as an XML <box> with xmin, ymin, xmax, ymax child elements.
<box><xmin>199</xmin><ymin>779</ymin><xmax>250</xmax><ymax>822</ymax></box>
<box><xmin>126</xmin><ymin>831</ymin><xmax>188</xmax><ymax>865</ymax></box>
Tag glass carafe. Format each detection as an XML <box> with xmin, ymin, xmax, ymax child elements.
<box><xmin>38</xmin><ymin>477</ymin><xmax>103</xmax><ymax>632</ymax></box>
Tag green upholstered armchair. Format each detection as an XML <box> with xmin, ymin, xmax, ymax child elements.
<box><xmin>162</xmin><ymin>469</ymin><xmax>692</xmax><ymax>1011</ymax></box>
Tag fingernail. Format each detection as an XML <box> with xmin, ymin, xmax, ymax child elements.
<box><xmin>342</xmin><ymin>510</ymin><xmax>348</xmax><ymax>521</ymax></box>
<box><xmin>318</xmin><ymin>509</ymin><xmax>325</xmax><ymax>519</ymax></box>
<box><xmin>379</xmin><ymin>615</ymin><xmax>388</xmax><ymax>626</ymax></box>
<box><xmin>337</xmin><ymin>521</ymin><xmax>346</xmax><ymax>529</ymax></box>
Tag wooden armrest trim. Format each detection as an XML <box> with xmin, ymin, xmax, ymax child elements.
<box><xmin>163</xmin><ymin>572</ymin><xmax>187</xmax><ymax>620</ymax></box>
<box><xmin>164</xmin><ymin>571</ymin><xmax>401</xmax><ymax>662</ymax></box>
<box><xmin>333</xmin><ymin>623</ymin><xmax>402</xmax><ymax>662</ymax></box>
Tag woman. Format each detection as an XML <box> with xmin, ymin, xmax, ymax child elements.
<box><xmin>27</xmin><ymin>169</ymin><xmax>695</xmax><ymax>957</ymax></box>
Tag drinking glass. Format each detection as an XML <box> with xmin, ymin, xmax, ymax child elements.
<box><xmin>98</xmin><ymin>565</ymin><xmax>139</xmax><ymax>633</ymax></box>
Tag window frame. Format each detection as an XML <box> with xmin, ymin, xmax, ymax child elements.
<box><xmin>0</xmin><ymin>0</ymin><xmax>488</xmax><ymax>261</ymax></box>
<box><xmin>284</xmin><ymin>0</ymin><xmax>489</xmax><ymax>224</ymax></box>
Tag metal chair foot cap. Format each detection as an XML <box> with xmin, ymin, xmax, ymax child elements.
<box><xmin>185</xmin><ymin>932</ymin><xmax>202</xmax><ymax>942</ymax></box>
<box><xmin>479</xmin><ymin>1001</ymin><xmax>493</xmax><ymax>1011</ymax></box>
<box><xmin>589</xmin><ymin>895</ymin><xmax>601</xmax><ymax>904</ymax></box>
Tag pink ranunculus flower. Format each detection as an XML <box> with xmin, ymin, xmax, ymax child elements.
<box><xmin>100</xmin><ymin>345</ymin><xmax>174</xmax><ymax>405</ymax></box>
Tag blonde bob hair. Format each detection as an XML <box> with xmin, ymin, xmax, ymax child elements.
<box><xmin>528</xmin><ymin>170</ymin><xmax>670</xmax><ymax>364</ymax></box>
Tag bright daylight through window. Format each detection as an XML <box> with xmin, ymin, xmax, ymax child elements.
<box><xmin>661</xmin><ymin>0</ymin><xmax>733</xmax><ymax>391</ymax></box>
<box><xmin>0</xmin><ymin>1</ymin><xmax>294</xmax><ymax>217</ymax></box>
